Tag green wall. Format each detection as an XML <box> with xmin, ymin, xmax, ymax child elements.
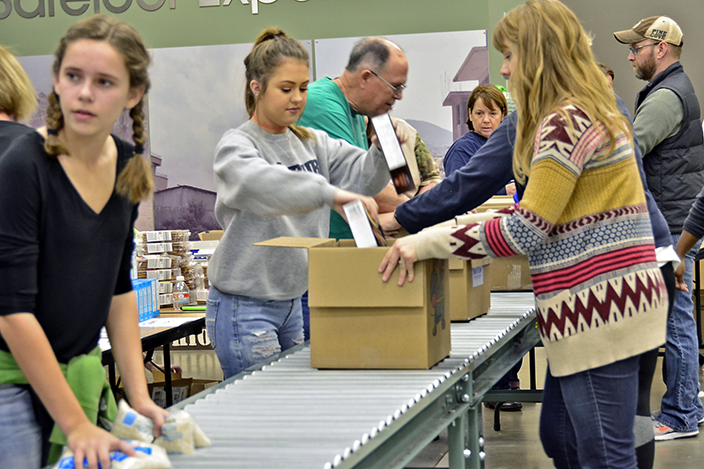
<box><xmin>0</xmin><ymin>0</ymin><xmax>524</xmax><ymax>84</ymax></box>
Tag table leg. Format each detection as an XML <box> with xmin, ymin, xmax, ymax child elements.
<box><xmin>163</xmin><ymin>343</ymin><xmax>172</xmax><ymax>407</ymax></box>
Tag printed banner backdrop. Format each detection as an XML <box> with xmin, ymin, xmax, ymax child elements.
<box><xmin>314</xmin><ymin>30</ymin><xmax>490</xmax><ymax>170</ymax></box>
<box><xmin>148</xmin><ymin>40</ymin><xmax>314</xmax><ymax>193</ymax></box>
<box><xmin>16</xmin><ymin>31</ymin><xmax>489</xmax><ymax>234</ymax></box>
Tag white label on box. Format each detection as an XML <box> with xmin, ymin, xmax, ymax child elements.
<box><xmin>146</xmin><ymin>269</ymin><xmax>172</xmax><ymax>281</ymax></box>
<box><xmin>158</xmin><ymin>281</ymin><xmax>173</xmax><ymax>293</ymax></box>
<box><xmin>145</xmin><ymin>231</ymin><xmax>172</xmax><ymax>242</ymax></box>
<box><xmin>472</xmin><ymin>265</ymin><xmax>484</xmax><ymax>287</ymax></box>
<box><xmin>146</xmin><ymin>256</ymin><xmax>171</xmax><ymax>269</ymax></box>
<box><xmin>146</xmin><ymin>242</ymin><xmax>173</xmax><ymax>254</ymax></box>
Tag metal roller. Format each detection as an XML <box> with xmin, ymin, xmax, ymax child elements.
<box><xmin>170</xmin><ymin>292</ymin><xmax>537</xmax><ymax>469</ymax></box>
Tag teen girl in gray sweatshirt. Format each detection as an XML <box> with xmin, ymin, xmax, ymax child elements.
<box><xmin>206</xmin><ymin>27</ymin><xmax>391</xmax><ymax>379</ymax></box>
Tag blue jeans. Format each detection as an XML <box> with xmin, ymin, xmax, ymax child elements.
<box><xmin>540</xmin><ymin>357</ymin><xmax>639</xmax><ymax>469</ymax></box>
<box><xmin>0</xmin><ymin>385</ymin><xmax>42</xmax><ymax>469</ymax></box>
<box><xmin>658</xmin><ymin>234</ymin><xmax>704</xmax><ymax>431</ymax></box>
<box><xmin>206</xmin><ymin>286</ymin><xmax>305</xmax><ymax>379</ymax></box>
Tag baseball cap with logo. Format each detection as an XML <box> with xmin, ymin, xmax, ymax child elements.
<box><xmin>614</xmin><ymin>16</ymin><xmax>684</xmax><ymax>47</ymax></box>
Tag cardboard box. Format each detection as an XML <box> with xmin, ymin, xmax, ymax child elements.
<box><xmin>475</xmin><ymin>195</ymin><xmax>514</xmax><ymax>213</ymax></box>
<box><xmin>256</xmin><ymin>237</ymin><xmax>451</xmax><ymax>369</ymax></box>
<box><xmin>148</xmin><ymin>368</ymin><xmax>193</xmax><ymax>408</ymax></box>
<box><xmin>198</xmin><ymin>230</ymin><xmax>224</xmax><ymax>241</ymax></box>
<box><xmin>490</xmin><ymin>255</ymin><xmax>532</xmax><ymax>291</ymax></box>
<box><xmin>448</xmin><ymin>257</ymin><xmax>491</xmax><ymax>321</ymax></box>
<box><xmin>190</xmin><ymin>379</ymin><xmax>221</xmax><ymax>396</ymax></box>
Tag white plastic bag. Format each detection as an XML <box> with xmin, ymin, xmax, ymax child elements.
<box><xmin>52</xmin><ymin>441</ymin><xmax>171</xmax><ymax>469</ymax></box>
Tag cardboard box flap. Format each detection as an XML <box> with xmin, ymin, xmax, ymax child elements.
<box><xmin>254</xmin><ymin>237</ymin><xmax>337</xmax><ymax>248</ymax></box>
<box><xmin>448</xmin><ymin>257</ymin><xmax>464</xmax><ymax>270</ymax></box>
<box><xmin>308</xmin><ymin>246</ymin><xmax>428</xmax><ymax>308</ymax></box>
<box><xmin>472</xmin><ymin>256</ymin><xmax>491</xmax><ymax>268</ymax></box>
<box><xmin>476</xmin><ymin>195</ymin><xmax>514</xmax><ymax>213</ymax></box>
<box><xmin>448</xmin><ymin>256</ymin><xmax>491</xmax><ymax>270</ymax></box>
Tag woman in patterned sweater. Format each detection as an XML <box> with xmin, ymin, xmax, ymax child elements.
<box><xmin>380</xmin><ymin>1</ymin><xmax>667</xmax><ymax>467</ymax></box>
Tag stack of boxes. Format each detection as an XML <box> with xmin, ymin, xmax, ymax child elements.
<box><xmin>135</xmin><ymin>230</ymin><xmax>195</xmax><ymax>307</ymax></box>
<box><xmin>131</xmin><ymin>278</ymin><xmax>159</xmax><ymax>322</ymax></box>
<box><xmin>475</xmin><ymin>196</ymin><xmax>533</xmax><ymax>293</ymax></box>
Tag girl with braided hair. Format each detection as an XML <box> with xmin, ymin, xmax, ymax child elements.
<box><xmin>207</xmin><ymin>27</ymin><xmax>392</xmax><ymax>379</ymax></box>
<box><xmin>0</xmin><ymin>15</ymin><xmax>167</xmax><ymax>469</ymax></box>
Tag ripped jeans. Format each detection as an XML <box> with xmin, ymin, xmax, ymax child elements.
<box><xmin>206</xmin><ymin>286</ymin><xmax>304</xmax><ymax>379</ymax></box>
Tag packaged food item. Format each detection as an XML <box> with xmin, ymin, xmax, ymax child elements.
<box><xmin>52</xmin><ymin>441</ymin><xmax>170</xmax><ymax>469</ymax></box>
<box><xmin>154</xmin><ymin>410</ymin><xmax>212</xmax><ymax>455</ymax></box>
<box><xmin>111</xmin><ymin>400</ymin><xmax>154</xmax><ymax>443</ymax></box>
<box><xmin>110</xmin><ymin>401</ymin><xmax>211</xmax><ymax>456</ymax></box>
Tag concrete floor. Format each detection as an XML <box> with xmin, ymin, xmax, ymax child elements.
<box><xmin>154</xmin><ymin>347</ymin><xmax>704</xmax><ymax>468</ymax></box>
<box><xmin>406</xmin><ymin>349</ymin><xmax>704</xmax><ymax>469</ymax></box>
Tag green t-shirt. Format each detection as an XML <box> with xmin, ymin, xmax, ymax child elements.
<box><xmin>300</xmin><ymin>77</ymin><xmax>369</xmax><ymax>239</ymax></box>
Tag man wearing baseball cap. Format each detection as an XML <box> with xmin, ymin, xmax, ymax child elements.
<box><xmin>615</xmin><ymin>16</ymin><xmax>704</xmax><ymax>441</ymax></box>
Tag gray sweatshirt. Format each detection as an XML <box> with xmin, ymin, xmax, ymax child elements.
<box><xmin>209</xmin><ymin>120</ymin><xmax>389</xmax><ymax>300</ymax></box>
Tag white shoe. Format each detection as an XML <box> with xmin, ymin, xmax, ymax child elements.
<box><xmin>654</xmin><ymin>422</ymin><xmax>699</xmax><ymax>441</ymax></box>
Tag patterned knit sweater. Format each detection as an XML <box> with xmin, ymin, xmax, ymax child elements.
<box><xmin>414</xmin><ymin>105</ymin><xmax>668</xmax><ymax>376</ymax></box>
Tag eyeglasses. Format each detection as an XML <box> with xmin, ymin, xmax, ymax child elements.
<box><xmin>369</xmin><ymin>69</ymin><xmax>406</xmax><ymax>93</ymax></box>
<box><xmin>629</xmin><ymin>42</ymin><xmax>660</xmax><ymax>56</ymax></box>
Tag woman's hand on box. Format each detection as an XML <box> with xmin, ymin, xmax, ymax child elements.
<box><xmin>379</xmin><ymin>235</ymin><xmax>418</xmax><ymax>286</ymax></box>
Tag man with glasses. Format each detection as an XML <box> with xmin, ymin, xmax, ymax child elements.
<box><xmin>615</xmin><ymin>16</ymin><xmax>704</xmax><ymax>441</ymax></box>
<box><xmin>300</xmin><ymin>37</ymin><xmax>416</xmax><ymax>240</ymax></box>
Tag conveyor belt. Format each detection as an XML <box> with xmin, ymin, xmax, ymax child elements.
<box><xmin>170</xmin><ymin>292</ymin><xmax>538</xmax><ymax>469</ymax></box>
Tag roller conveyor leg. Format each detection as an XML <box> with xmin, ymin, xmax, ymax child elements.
<box><xmin>448</xmin><ymin>405</ymin><xmax>484</xmax><ymax>469</ymax></box>
<box><xmin>448</xmin><ymin>409</ymin><xmax>469</xmax><ymax>469</ymax></box>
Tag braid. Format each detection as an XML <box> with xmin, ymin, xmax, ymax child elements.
<box><xmin>44</xmin><ymin>91</ymin><xmax>69</xmax><ymax>157</ymax></box>
<box><xmin>116</xmin><ymin>99</ymin><xmax>154</xmax><ymax>203</ymax></box>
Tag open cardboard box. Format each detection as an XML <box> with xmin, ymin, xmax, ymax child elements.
<box><xmin>255</xmin><ymin>237</ymin><xmax>451</xmax><ymax>369</ymax></box>
<box><xmin>448</xmin><ymin>256</ymin><xmax>491</xmax><ymax>321</ymax></box>
<box><xmin>148</xmin><ymin>368</ymin><xmax>193</xmax><ymax>408</ymax></box>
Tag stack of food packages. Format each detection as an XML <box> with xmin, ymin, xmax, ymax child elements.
<box><xmin>135</xmin><ymin>230</ymin><xmax>196</xmax><ymax>307</ymax></box>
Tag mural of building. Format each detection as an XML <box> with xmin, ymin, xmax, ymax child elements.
<box><xmin>443</xmin><ymin>45</ymin><xmax>490</xmax><ymax>141</ymax></box>
<box><xmin>151</xmin><ymin>153</ymin><xmax>169</xmax><ymax>191</ymax></box>
<box><xmin>153</xmin><ymin>185</ymin><xmax>220</xmax><ymax>240</ymax></box>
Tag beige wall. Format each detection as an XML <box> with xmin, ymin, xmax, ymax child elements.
<box><xmin>564</xmin><ymin>0</ymin><xmax>704</xmax><ymax>117</ymax></box>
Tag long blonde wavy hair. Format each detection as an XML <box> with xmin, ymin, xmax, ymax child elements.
<box><xmin>46</xmin><ymin>15</ymin><xmax>153</xmax><ymax>204</ymax></box>
<box><xmin>492</xmin><ymin>0</ymin><xmax>633</xmax><ymax>185</ymax></box>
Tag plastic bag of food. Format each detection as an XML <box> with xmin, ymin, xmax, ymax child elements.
<box><xmin>154</xmin><ymin>410</ymin><xmax>211</xmax><ymax>455</ymax></box>
<box><xmin>110</xmin><ymin>400</ymin><xmax>154</xmax><ymax>443</ymax></box>
<box><xmin>52</xmin><ymin>441</ymin><xmax>170</xmax><ymax>469</ymax></box>
<box><xmin>110</xmin><ymin>401</ymin><xmax>211</xmax><ymax>455</ymax></box>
